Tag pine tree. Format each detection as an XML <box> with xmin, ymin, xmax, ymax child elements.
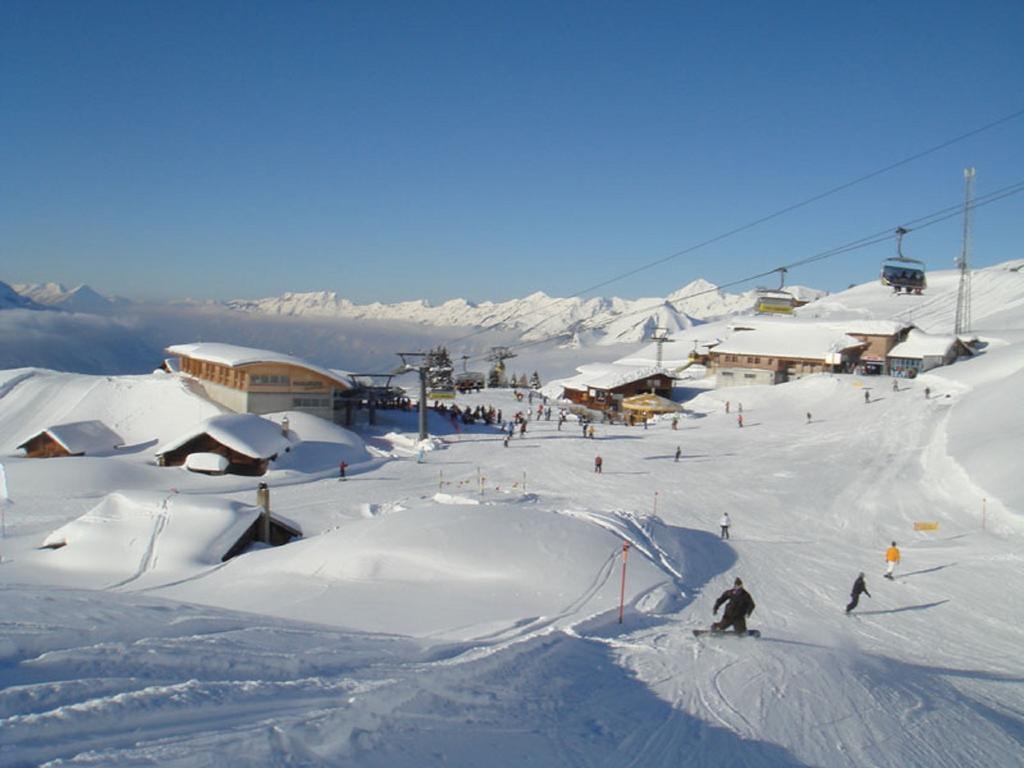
<box><xmin>529</xmin><ymin>371</ymin><xmax>542</xmax><ymax>389</ymax></box>
<box><xmin>426</xmin><ymin>346</ymin><xmax>455</xmax><ymax>393</ymax></box>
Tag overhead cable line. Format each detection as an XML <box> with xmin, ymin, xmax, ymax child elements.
<box><xmin>462</xmin><ymin>179</ymin><xmax>1024</xmax><ymax>362</ymax></box>
<box><xmin>445</xmin><ymin>106</ymin><xmax>1024</xmax><ymax>350</ymax></box>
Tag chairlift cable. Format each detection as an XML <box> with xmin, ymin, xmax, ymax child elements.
<box><xmin>443</xmin><ymin>107</ymin><xmax>1024</xmax><ymax>352</ymax></box>
<box><xmin>460</xmin><ymin>180</ymin><xmax>1024</xmax><ymax>363</ymax></box>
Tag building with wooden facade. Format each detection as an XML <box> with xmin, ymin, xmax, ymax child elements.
<box><xmin>842</xmin><ymin>321</ymin><xmax>914</xmax><ymax>375</ymax></box>
<box><xmin>18</xmin><ymin>420</ymin><xmax>123</xmax><ymax>458</ymax></box>
<box><xmin>887</xmin><ymin>329</ymin><xmax>973</xmax><ymax>377</ymax></box>
<box><xmin>156</xmin><ymin>413</ymin><xmax>293</xmax><ymax>476</ymax></box>
<box><xmin>709</xmin><ymin>321</ymin><xmax>868</xmax><ymax>388</ymax></box>
<box><xmin>166</xmin><ymin>342</ymin><xmax>354</xmax><ymax>423</ymax></box>
<box><xmin>556</xmin><ymin>364</ymin><xmax>675</xmax><ymax>413</ymax></box>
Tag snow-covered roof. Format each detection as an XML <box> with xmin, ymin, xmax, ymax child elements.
<box><xmin>19</xmin><ymin>420</ymin><xmax>123</xmax><ymax>455</ymax></box>
<box><xmin>841</xmin><ymin>320</ymin><xmax>913</xmax><ymax>336</ymax></box>
<box><xmin>156</xmin><ymin>413</ymin><xmax>293</xmax><ymax>459</ymax></box>
<box><xmin>712</xmin><ymin>321</ymin><xmax>866</xmax><ymax>361</ymax></box>
<box><xmin>887</xmin><ymin>329</ymin><xmax>962</xmax><ymax>359</ymax></box>
<box><xmin>166</xmin><ymin>342</ymin><xmax>353</xmax><ymax>389</ymax></box>
<box><xmin>560</xmin><ymin>363</ymin><xmax>671</xmax><ymax>392</ymax></box>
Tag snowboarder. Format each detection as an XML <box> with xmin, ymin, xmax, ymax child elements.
<box><xmin>594</xmin><ymin>455</ymin><xmax>603</xmax><ymax>473</ymax></box>
<box><xmin>675</xmin><ymin>446</ymin><xmax>682</xmax><ymax>462</ymax></box>
<box><xmin>719</xmin><ymin>512</ymin><xmax>731</xmax><ymax>539</ymax></box>
<box><xmin>712</xmin><ymin>578</ymin><xmax>756</xmax><ymax>634</ymax></box>
<box><xmin>924</xmin><ymin>387</ymin><xmax>931</xmax><ymax>399</ymax></box>
<box><xmin>339</xmin><ymin>461</ymin><xmax>348</xmax><ymax>480</ymax></box>
<box><xmin>884</xmin><ymin>541</ymin><xmax>901</xmax><ymax>579</ymax></box>
<box><xmin>846</xmin><ymin>572</ymin><xmax>871</xmax><ymax>613</ymax></box>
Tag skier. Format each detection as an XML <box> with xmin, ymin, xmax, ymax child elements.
<box><xmin>339</xmin><ymin>461</ymin><xmax>348</xmax><ymax>480</ymax></box>
<box><xmin>675</xmin><ymin>446</ymin><xmax>682</xmax><ymax>462</ymax></box>
<box><xmin>737</xmin><ymin>414</ymin><xmax>744</xmax><ymax>428</ymax></box>
<box><xmin>503</xmin><ymin>434</ymin><xmax>510</xmax><ymax>448</ymax></box>
<box><xmin>719</xmin><ymin>512</ymin><xmax>731</xmax><ymax>539</ymax></box>
<box><xmin>806</xmin><ymin>412</ymin><xmax>812</xmax><ymax>424</ymax></box>
<box><xmin>588</xmin><ymin>425</ymin><xmax>596</xmax><ymax>439</ymax></box>
<box><xmin>925</xmin><ymin>387</ymin><xmax>931</xmax><ymax>399</ymax></box>
<box><xmin>892</xmin><ymin>379</ymin><xmax>898</xmax><ymax>392</ymax></box>
<box><xmin>416</xmin><ymin>447</ymin><xmax>426</xmax><ymax>464</ymax></box>
<box><xmin>712</xmin><ymin>578</ymin><xmax>756</xmax><ymax>634</ymax></box>
<box><xmin>864</xmin><ymin>390</ymin><xmax>870</xmax><ymax>404</ymax></box>
<box><xmin>884</xmin><ymin>541</ymin><xmax>901</xmax><ymax>579</ymax></box>
<box><xmin>846</xmin><ymin>572</ymin><xmax>871</xmax><ymax>613</ymax></box>
<box><xmin>594</xmin><ymin>454</ymin><xmax>603</xmax><ymax>473</ymax></box>
<box><xmin>725</xmin><ymin>400</ymin><xmax>730</xmax><ymax>414</ymax></box>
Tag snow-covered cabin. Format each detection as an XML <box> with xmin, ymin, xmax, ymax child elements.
<box><xmin>549</xmin><ymin>364</ymin><xmax>674</xmax><ymax>414</ymax></box>
<box><xmin>165</xmin><ymin>342</ymin><xmax>354</xmax><ymax>423</ymax></box>
<box><xmin>155</xmin><ymin>413</ymin><xmax>293</xmax><ymax>476</ymax></box>
<box><xmin>17</xmin><ymin>420</ymin><xmax>123</xmax><ymax>458</ymax></box>
<box><xmin>842</xmin><ymin>320</ymin><xmax>914</xmax><ymax>376</ymax></box>
<box><xmin>709</xmin><ymin>320</ymin><xmax>867</xmax><ymax>387</ymax></box>
<box><xmin>887</xmin><ymin>329</ymin><xmax>974</xmax><ymax>377</ymax></box>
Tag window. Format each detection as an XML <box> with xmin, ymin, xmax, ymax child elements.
<box><xmin>293</xmin><ymin>397</ymin><xmax>329</xmax><ymax>408</ymax></box>
<box><xmin>744</xmin><ymin>373</ymin><xmax>757</xmax><ymax>379</ymax></box>
<box><xmin>251</xmin><ymin>374</ymin><xmax>290</xmax><ymax>386</ymax></box>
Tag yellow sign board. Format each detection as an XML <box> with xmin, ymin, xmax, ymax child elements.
<box><xmin>913</xmin><ymin>521</ymin><xmax>939</xmax><ymax>531</ymax></box>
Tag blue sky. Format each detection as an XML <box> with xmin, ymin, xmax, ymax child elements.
<box><xmin>2</xmin><ymin>1</ymin><xmax>1022</xmax><ymax>303</ymax></box>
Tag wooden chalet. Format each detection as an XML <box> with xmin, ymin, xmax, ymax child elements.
<box><xmin>156</xmin><ymin>413</ymin><xmax>292</xmax><ymax>476</ymax></box>
<box><xmin>165</xmin><ymin>342</ymin><xmax>354</xmax><ymax>423</ymax></box>
<box><xmin>18</xmin><ymin>420</ymin><xmax>123</xmax><ymax>458</ymax></box>
<box><xmin>709</xmin><ymin>322</ymin><xmax>867</xmax><ymax>387</ymax></box>
<box><xmin>887</xmin><ymin>330</ymin><xmax>974</xmax><ymax>377</ymax></box>
<box><xmin>559</xmin><ymin>364</ymin><xmax>675</xmax><ymax>413</ymax></box>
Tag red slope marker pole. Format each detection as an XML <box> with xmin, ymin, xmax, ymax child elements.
<box><xmin>618</xmin><ymin>542</ymin><xmax>630</xmax><ymax>624</ymax></box>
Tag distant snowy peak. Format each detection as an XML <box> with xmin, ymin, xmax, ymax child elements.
<box><xmin>222</xmin><ymin>281</ymin><xmax>787</xmax><ymax>344</ymax></box>
<box><xmin>14</xmin><ymin>282</ymin><xmax>126</xmax><ymax>313</ymax></box>
<box><xmin>0</xmin><ymin>280</ymin><xmax>46</xmax><ymax>310</ymax></box>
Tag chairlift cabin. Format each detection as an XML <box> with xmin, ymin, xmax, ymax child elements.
<box><xmin>755</xmin><ymin>268</ymin><xmax>796</xmax><ymax>315</ymax></box>
<box><xmin>880</xmin><ymin>227</ymin><xmax>926</xmax><ymax>295</ymax></box>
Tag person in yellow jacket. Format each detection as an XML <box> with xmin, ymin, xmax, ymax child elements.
<box><xmin>884</xmin><ymin>541</ymin><xmax>901</xmax><ymax>580</ymax></box>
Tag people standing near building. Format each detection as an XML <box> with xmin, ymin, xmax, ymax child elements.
<box><xmin>675</xmin><ymin>446</ymin><xmax>682</xmax><ymax>462</ymax></box>
<box><xmin>846</xmin><ymin>572</ymin><xmax>871</xmax><ymax>613</ymax></box>
<box><xmin>884</xmin><ymin>541</ymin><xmax>901</xmax><ymax>580</ymax></box>
<box><xmin>594</xmin><ymin>454</ymin><xmax>603</xmax><ymax>473</ymax></box>
<box><xmin>712</xmin><ymin>578</ymin><xmax>755</xmax><ymax>634</ymax></box>
<box><xmin>719</xmin><ymin>512</ymin><xmax>731</xmax><ymax>539</ymax></box>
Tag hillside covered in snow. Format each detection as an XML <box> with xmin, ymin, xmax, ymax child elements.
<box><xmin>1</xmin><ymin>262</ymin><xmax>1023</xmax><ymax>766</ymax></box>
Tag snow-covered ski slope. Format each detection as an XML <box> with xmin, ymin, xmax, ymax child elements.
<box><xmin>1</xmin><ymin>261</ymin><xmax>1023</xmax><ymax>766</ymax></box>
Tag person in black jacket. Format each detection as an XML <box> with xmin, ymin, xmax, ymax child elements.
<box><xmin>712</xmin><ymin>578</ymin><xmax>756</xmax><ymax>633</ymax></box>
<box><xmin>846</xmin><ymin>572</ymin><xmax>871</xmax><ymax>613</ymax></box>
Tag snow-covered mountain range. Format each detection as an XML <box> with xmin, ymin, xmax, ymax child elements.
<box><xmin>13</xmin><ymin>281</ymin><xmax>128</xmax><ymax>313</ymax></box>
<box><xmin>222</xmin><ymin>279</ymin><xmax>826</xmax><ymax>344</ymax></box>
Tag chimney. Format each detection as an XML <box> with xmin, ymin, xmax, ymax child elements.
<box><xmin>256</xmin><ymin>482</ymin><xmax>271</xmax><ymax>543</ymax></box>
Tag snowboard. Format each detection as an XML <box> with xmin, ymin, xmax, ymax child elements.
<box><xmin>692</xmin><ymin>629</ymin><xmax>761</xmax><ymax>638</ymax></box>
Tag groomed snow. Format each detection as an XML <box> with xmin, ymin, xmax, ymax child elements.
<box><xmin>1</xmin><ymin>261</ymin><xmax>1023</xmax><ymax>766</ymax></box>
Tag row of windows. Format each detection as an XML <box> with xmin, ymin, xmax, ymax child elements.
<box><xmin>721</xmin><ymin>355</ymin><xmax>763</xmax><ymax>364</ymax></box>
<box><xmin>252</xmin><ymin>374</ymin><xmax>290</xmax><ymax>386</ymax></box>
<box><xmin>293</xmin><ymin>397</ymin><xmax>330</xmax><ymax>409</ymax></box>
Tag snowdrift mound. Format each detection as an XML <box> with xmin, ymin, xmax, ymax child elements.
<box><xmin>156</xmin><ymin>501</ymin><xmax>673</xmax><ymax>641</ymax></box>
<box><xmin>35</xmin><ymin>492</ymin><xmax>261</xmax><ymax>588</ymax></box>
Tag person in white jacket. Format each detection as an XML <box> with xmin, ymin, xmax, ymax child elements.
<box><xmin>719</xmin><ymin>513</ymin><xmax>731</xmax><ymax>540</ymax></box>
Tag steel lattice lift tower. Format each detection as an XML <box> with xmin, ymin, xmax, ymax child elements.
<box><xmin>955</xmin><ymin>167</ymin><xmax>975</xmax><ymax>336</ymax></box>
